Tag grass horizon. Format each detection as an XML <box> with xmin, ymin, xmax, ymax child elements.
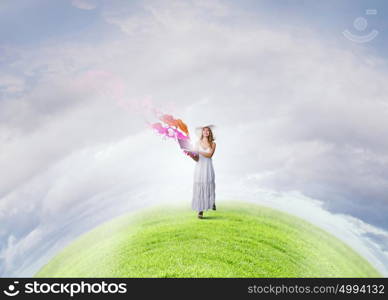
<box><xmin>35</xmin><ymin>200</ymin><xmax>382</xmax><ymax>278</ymax></box>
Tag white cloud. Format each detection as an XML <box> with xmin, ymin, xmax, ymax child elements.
<box><xmin>71</xmin><ymin>0</ymin><xmax>97</xmax><ymax>10</ymax></box>
<box><xmin>0</xmin><ymin>74</ymin><xmax>25</xmax><ymax>95</ymax></box>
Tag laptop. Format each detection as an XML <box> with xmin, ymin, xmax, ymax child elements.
<box><xmin>177</xmin><ymin>138</ymin><xmax>198</xmax><ymax>155</ymax></box>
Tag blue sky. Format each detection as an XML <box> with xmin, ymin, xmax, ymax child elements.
<box><xmin>1</xmin><ymin>0</ymin><xmax>388</xmax><ymax>277</ymax></box>
<box><xmin>0</xmin><ymin>0</ymin><xmax>114</xmax><ymax>46</ymax></box>
<box><xmin>1</xmin><ymin>0</ymin><xmax>387</xmax><ymax>50</ymax></box>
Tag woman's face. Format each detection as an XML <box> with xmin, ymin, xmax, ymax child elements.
<box><xmin>202</xmin><ymin>127</ymin><xmax>210</xmax><ymax>137</ymax></box>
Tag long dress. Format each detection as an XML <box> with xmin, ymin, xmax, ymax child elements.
<box><xmin>192</xmin><ymin>142</ymin><xmax>216</xmax><ymax>212</ymax></box>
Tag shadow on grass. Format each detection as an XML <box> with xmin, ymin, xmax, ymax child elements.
<box><xmin>200</xmin><ymin>215</ymin><xmax>224</xmax><ymax>220</ymax></box>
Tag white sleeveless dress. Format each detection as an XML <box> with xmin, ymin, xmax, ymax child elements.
<box><xmin>192</xmin><ymin>142</ymin><xmax>216</xmax><ymax>212</ymax></box>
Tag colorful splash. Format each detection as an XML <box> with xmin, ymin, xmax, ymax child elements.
<box><xmin>77</xmin><ymin>69</ymin><xmax>196</xmax><ymax>157</ymax></box>
<box><xmin>149</xmin><ymin>113</ymin><xmax>197</xmax><ymax>157</ymax></box>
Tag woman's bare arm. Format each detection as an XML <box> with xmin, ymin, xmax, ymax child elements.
<box><xmin>187</xmin><ymin>151</ymin><xmax>199</xmax><ymax>161</ymax></box>
<box><xmin>199</xmin><ymin>143</ymin><xmax>216</xmax><ymax>158</ymax></box>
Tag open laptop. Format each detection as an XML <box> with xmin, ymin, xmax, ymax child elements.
<box><xmin>177</xmin><ymin>138</ymin><xmax>198</xmax><ymax>155</ymax></box>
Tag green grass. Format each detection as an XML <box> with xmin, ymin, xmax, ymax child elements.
<box><xmin>35</xmin><ymin>201</ymin><xmax>382</xmax><ymax>277</ymax></box>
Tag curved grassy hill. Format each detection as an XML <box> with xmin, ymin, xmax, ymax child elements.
<box><xmin>35</xmin><ymin>201</ymin><xmax>381</xmax><ymax>277</ymax></box>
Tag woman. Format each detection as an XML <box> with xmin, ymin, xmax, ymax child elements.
<box><xmin>188</xmin><ymin>125</ymin><xmax>216</xmax><ymax>219</ymax></box>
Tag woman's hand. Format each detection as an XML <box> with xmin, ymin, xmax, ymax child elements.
<box><xmin>186</xmin><ymin>151</ymin><xmax>199</xmax><ymax>161</ymax></box>
<box><xmin>190</xmin><ymin>153</ymin><xmax>199</xmax><ymax>162</ymax></box>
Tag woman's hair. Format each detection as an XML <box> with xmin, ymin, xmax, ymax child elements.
<box><xmin>200</xmin><ymin>126</ymin><xmax>215</xmax><ymax>145</ymax></box>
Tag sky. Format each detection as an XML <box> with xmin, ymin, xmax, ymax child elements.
<box><xmin>1</xmin><ymin>0</ymin><xmax>388</xmax><ymax>277</ymax></box>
